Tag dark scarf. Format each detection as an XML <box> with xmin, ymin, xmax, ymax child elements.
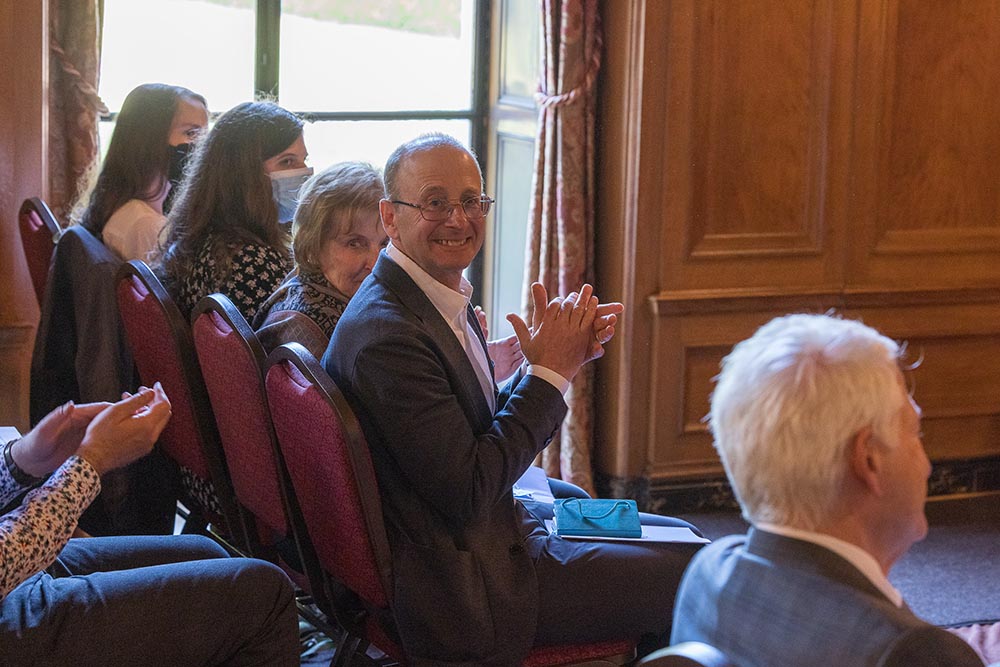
<box><xmin>253</xmin><ymin>269</ymin><xmax>350</xmax><ymax>338</ymax></box>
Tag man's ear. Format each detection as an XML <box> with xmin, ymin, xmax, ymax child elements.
<box><xmin>379</xmin><ymin>199</ymin><xmax>399</xmax><ymax>241</ymax></box>
<box><xmin>848</xmin><ymin>426</ymin><xmax>884</xmax><ymax>496</ymax></box>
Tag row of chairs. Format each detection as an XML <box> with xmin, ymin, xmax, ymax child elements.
<box><xmin>115</xmin><ymin>259</ymin><xmax>645</xmax><ymax>666</ymax></box>
<box><xmin>17</xmin><ymin>198</ymin><xmax>730</xmax><ymax>667</ymax></box>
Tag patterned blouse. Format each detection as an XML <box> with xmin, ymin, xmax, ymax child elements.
<box><xmin>176</xmin><ymin>238</ymin><xmax>292</xmax><ymax>322</ymax></box>
<box><xmin>0</xmin><ymin>455</ymin><xmax>101</xmax><ymax>600</ymax></box>
<box><xmin>253</xmin><ymin>270</ymin><xmax>351</xmax><ymax>359</ymax></box>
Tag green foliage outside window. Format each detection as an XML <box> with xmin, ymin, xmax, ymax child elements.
<box><xmin>203</xmin><ymin>0</ymin><xmax>460</xmax><ymax>36</ymax></box>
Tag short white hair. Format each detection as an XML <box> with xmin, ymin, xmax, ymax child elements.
<box><xmin>709</xmin><ymin>313</ymin><xmax>904</xmax><ymax>529</ymax></box>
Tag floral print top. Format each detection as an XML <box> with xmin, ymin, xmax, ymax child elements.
<box><xmin>176</xmin><ymin>238</ymin><xmax>292</xmax><ymax>323</ymax></box>
<box><xmin>0</xmin><ymin>455</ymin><xmax>101</xmax><ymax>600</ymax></box>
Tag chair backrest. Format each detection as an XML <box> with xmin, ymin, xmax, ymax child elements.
<box><xmin>637</xmin><ymin>642</ymin><xmax>735</xmax><ymax>667</ymax></box>
<box><xmin>191</xmin><ymin>294</ymin><xmax>289</xmax><ymax>545</ymax></box>
<box><xmin>115</xmin><ymin>260</ymin><xmax>247</xmax><ymax>548</ymax></box>
<box><xmin>18</xmin><ymin>197</ymin><xmax>62</xmax><ymax>305</ymax></box>
<box><xmin>264</xmin><ymin>342</ymin><xmax>393</xmax><ymax>611</ymax></box>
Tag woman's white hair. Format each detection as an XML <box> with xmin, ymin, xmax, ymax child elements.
<box><xmin>709</xmin><ymin>313</ymin><xmax>904</xmax><ymax>529</ymax></box>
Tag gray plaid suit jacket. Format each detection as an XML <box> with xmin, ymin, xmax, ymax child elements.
<box><xmin>670</xmin><ymin>528</ymin><xmax>984</xmax><ymax>666</ymax></box>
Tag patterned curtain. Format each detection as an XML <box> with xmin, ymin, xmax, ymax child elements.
<box><xmin>48</xmin><ymin>0</ymin><xmax>107</xmax><ymax>219</ymax></box>
<box><xmin>525</xmin><ymin>0</ymin><xmax>602</xmax><ymax>495</ymax></box>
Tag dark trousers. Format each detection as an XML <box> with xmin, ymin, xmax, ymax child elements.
<box><xmin>519</xmin><ymin>501</ymin><xmax>704</xmax><ymax>650</ymax></box>
<box><xmin>0</xmin><ymin>535</ymin><xmax>299</xmax><ymax>666</ymax></box>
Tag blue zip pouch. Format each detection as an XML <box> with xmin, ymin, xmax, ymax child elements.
<box><xmin>552</xmin><ymin>498</ymin><xmax>642</xmax><ymax>538</ymax></box>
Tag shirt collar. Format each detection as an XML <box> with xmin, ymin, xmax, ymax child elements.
<box><xmin>386</xmin><ymin>242</ymin><xmax>473</xmax><ymax>327</ymax></box>
<box><xmin>755</xmin><ymin>522</ymin><xmax>904</xmax><ymax>607</ymax></box>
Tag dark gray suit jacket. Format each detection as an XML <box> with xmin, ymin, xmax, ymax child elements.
<box><xmin>670</xmin><ymin>528</ymin><xmax>984</xmax><ymax>667</ymax></box>
<box><xmin>324</xmin><ymin>254</ymin><xmax>566</xmax><ymax>666</ymax></box>
<box><xmin>30</xmin><ymin>225</ymin><xmax>137</xmax><ymax>424</ymax></box>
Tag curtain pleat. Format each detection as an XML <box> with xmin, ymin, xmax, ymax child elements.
<box><xmin>524</xmin><ymin>0</ymin><xmax>602</xmax><ymax>495</ymax></box>
<box><xmin>48</xmin><ymin>0</ymin><xmax>106</xmax><ymax>220</ymax></box>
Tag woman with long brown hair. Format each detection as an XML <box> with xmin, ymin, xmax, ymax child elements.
<box><xmin>75</xmin><ymin>82</ymin><xmax>207</xmax><ymax>261</ymax></box>
<box><xmin>154</xmin><ymin>100</ymin><xmax>310</xmax><ymax>321</ymax></box>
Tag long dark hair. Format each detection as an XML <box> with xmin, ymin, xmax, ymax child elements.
<box><xmin>154</xmin><ymin>101</ymin><xmax>303</xmax><ymax>292</ymax></box>
<box><xmin>77</xmin><ymin>83</ymin><xmax>205</xmax><ymax>237</ymax></box>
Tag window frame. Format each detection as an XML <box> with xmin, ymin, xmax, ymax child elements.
<box><xmin>101</xmin><ymin>0</ymin><xmax>508</xmax><ymax>295</ymax></box>
<box><xmin>253</xmin><ymin>0</ymin><xmax>493</xmax><ymax>288</ymax></box>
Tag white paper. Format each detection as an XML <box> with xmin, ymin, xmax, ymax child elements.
<box><xmin>545</xmin><ymin>520</ymin><xmax>710</xmax><ymax>544</ymax></box>
<box><xmin>513</xmin><ymin>465</ymin><xmax>555</xmax><ymax>504</ymax></box>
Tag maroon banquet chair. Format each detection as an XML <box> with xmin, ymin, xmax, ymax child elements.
<box><xmin>191</xmin><ymin>294</ymin><xmax>299</xmax><ymax>561</ymax></box>
<box><xmin>191</xmin><ymin>294</ymin><xmax>342</xmax><ymax>644</ymax></box>
<box><xmin>18</xmin><ymin>197</ymin><xmax>62</xmax><ymax>306</ymax></box>
<box><xmin>116</xmin><ymin>260</ymin><xmax>250</xmax><ymax>553</ymax></box>
<box><xmin>264</xmin><ymin>343</ymin><xmax>635</xmax><ymax>667</ymax></box>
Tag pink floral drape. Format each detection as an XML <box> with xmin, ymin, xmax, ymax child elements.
<box><xmin>524</xmin><ymin>0</ymin><xmax>602</xmax><ymax>495</ymax></box>
<box><xmin>48</xmin><ymin>0</ymin><xmax>106</xmax><ymax>219</ymax></box>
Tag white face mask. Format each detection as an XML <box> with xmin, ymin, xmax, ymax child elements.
<box><xmin>269</xmin><ymin>166</ymin><xmax>313</xmax><ymax>223</ymax></box>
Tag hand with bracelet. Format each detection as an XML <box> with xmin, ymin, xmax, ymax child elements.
<box><xmin>7</xmin><ymin>383</ymin><xmax>171</xmax><ymax>482</ymax></box>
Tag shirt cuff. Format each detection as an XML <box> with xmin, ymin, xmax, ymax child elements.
<box><xmin>53</xmin><ymin>455</ymin><xmax>103</xmax><ymax>501</ymax></box>
<box><xmin>527</xmin><ymin>364</ymin><xmax>571</xmax><ymax>396</ymax></box>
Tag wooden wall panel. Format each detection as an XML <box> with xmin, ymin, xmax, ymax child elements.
<box><xmin>845</xmin><ymin>297</ymin><xmax>1000</xmax><ymax>462</ymax></box>
<box><xmin>646</xmin><ymin>294</ymin><xmax>1000</xmax><ymax>482</ymax></box>
<box><xmin>0</xmin><ymin>0</ymin><xmax>45</xmax><ymax>432</ymax></box>
<box><xmin>647</xmin><ymin>302</ymin><xmax>835</xmax><ymax>482</ymax></box>
<box><xmin>595</xmin><ymin>0</ymin><xmax>669</xmax><ymax>478</ymax></box>
<box><xmin>656</xmin><ymin>0</ymin><xmax>852</xmax><ymax>291</ymax></box>
<box><xmin>597</xmin><ymin>0</ymin><xmax>1000</xmax><ymax>488</ymax></box>
<box><xmin>850</xmin><ymin>0</ymin><xmax>1000</xmax><ymax>287</ymax></box>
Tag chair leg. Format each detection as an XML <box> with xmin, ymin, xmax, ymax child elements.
<box><xmin>296</xmin><ymin>596</ymin><xmax>344</xmax><ymax>643</ymax></box>
<box><xmin>333</xmin><ymin>634</ymin><xmax>364</xmax><ymax>667</ymax></box>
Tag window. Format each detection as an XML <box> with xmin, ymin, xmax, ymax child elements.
<box><xmin>100</xmin><ymin>0</ymin><xmax>487</xmax><ymax>166</ymax></box>
<box><xmin>99</xmin><ymin>0</ymin><xmax>540</xmax><ymax>329</ymax></box>
<box><xmin>484</xmin><ymin>0</ymin><xmax>540</xmax><ymax>337</ymax></box>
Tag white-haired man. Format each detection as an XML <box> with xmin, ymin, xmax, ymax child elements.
<box><xmin>670</xmin><ymin>313</ymin><xmax>984</xmax><ymax>666</ymax></box>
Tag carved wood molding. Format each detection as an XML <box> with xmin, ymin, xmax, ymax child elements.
<box><xmin>649</xmin><ymin>285</ymin><xmax>1000</xmax><ymax>316</ymax></box>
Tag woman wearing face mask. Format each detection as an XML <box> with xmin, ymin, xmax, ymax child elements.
<box><xmin>254</xmin><ymin>162</ymin><xmax>388</xmax><ymax>358</ymax></box>
<box><xmin>154</xmin><ymin>101</ymin><xmax>310</xmax><ymax>322</ymax></box>
<box><xmin>74</xmin><ymin>83</ymin><xmax>208</xmax><ymax>261</ymax></box>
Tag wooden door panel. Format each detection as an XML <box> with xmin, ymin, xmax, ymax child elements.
<box><xmin>850</xmin><ymin>0</ymin><xmax>1000</xmax><ymax>286</ymax></box>
<box><xmin>597</xmin><ymin>0</ymin><xmax>1000</xmax><ymax>488</ymax></box>
<box><xmin>656</xmin><ymin>0</ymin><xmax>851</xmax><ymax>291</ymax></box>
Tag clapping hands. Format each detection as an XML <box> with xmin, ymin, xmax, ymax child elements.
<box><xmin>78</xmin><ymin>383</ymin><xmax>172</xmax><ymax>476</ymax></box>
<box><xmin>506</xmin><ymin>283</ymin><xmax>621</xmax><ymax>382</ymax></box>
<box><xmin>13</xmin><ymin>383</ymin><xmax>172</xmax><ymax>478</ymax></box>
<box><xmin>12</xmin><ymin>401</ymin><xmax>110</xmax><ymax>478</ymax></box>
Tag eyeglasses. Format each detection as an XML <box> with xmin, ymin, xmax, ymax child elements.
<box><xmin>391</xmin><ymin>195</ymin><xmax>495</xmax><ymax>222</ymax></box>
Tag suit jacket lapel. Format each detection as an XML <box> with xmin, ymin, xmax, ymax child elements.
<box><xmin>373</xmin><ymin>256</ymin><xmax>495</xmax><ymax>429</ymax></box>
<box><xmin>466</xmin><ymin>303</ymin><xmax>499</xmax><ymax>407</ymax></box>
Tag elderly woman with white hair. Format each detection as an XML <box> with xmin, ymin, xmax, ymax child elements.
<box><xmin>254</xmin><ymin>161</ymin><xmax>388</xmax><ymax>358</ymax></box>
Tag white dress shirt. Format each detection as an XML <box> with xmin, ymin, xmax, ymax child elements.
<box><xmin>385</xmin><ymin>243</ymin><xmax>569</xmax><ymax>411</ymax></box>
